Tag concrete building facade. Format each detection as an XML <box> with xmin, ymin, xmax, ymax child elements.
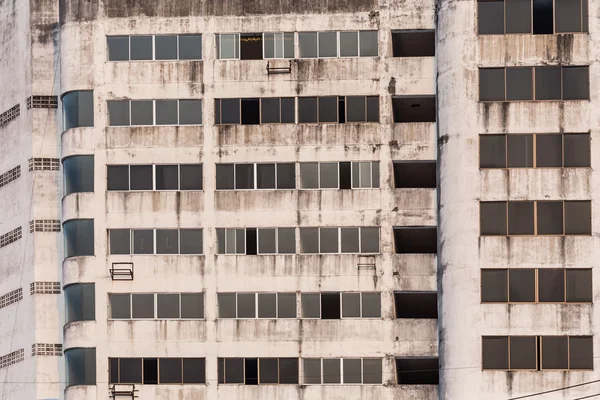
<box><xmin>0</xmin><ymin>0</ymin><xmax>594</xmax><ymax>399</ymax></box>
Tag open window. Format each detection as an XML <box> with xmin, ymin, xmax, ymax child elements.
<box><xmin>393</xmin><ymin>227</ymin><xmax>437</xmax><ymax>254</ymax></box>
<box><xmin>396</xmin><ymin>357</ymin><xmax>439</xmax><ymax>384</ymax></box>
<box><xmin>392</xmin><ymin>96</ymin><xmax>436</xmax><ymax>122</ymax></box>
<box><xmin>393</xmin><ymin>161</ymin><xmax>436</xmax><ymax>188</ymax></box>
<box><xmin>392</xmin><ymin>30</ymin><xmax>435</xmax><ymax>57</ymax></box>
<box><xmin>394</xmin><ymin>292</ymin><xmax>438</xmax><ymax>318</ymax></box>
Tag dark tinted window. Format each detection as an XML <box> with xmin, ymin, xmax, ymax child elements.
<box><xmin>62</xmin><ymin>90</ymin><xmax>94</xmax><ymax>130</ymax></box>
<box><xmin>133</xmin><ymin>229</ymin><xmax>153</xmax><ymax>254</ymax></box>
<box><xmin>156</xmin><ymin>165</ymin><xmax>178</xmax><ymax>190</ymax></box>
<box><xmin>480</xmin><ymin>202</ymin><xmax>507</xmax><ymax>235</ymax></box>
<box><xmin>179</xmin><ymin>100</ymin><xmax>202</xmax><ymax>125</ymax></box>
<box><xmin>508</xmin><ymin>201</ymin><xmax>534</xmax><ymax>235</ymax></box>
<box><xmin>481</xmin><ymin>269</ymin><xmax>508</xmax><ymax>302</ymax></box>
<box><xmin>564</xmin><ymin>201</ymin><xmax>591</xmax><ymax>234</ymax></box>
<box><xmin>506</xmin><ymin>67</ymin><xmax>533</xmax><ymax>101</ymax></box>
<box><xmin>130</xmin><ymin>165</ymin><xmax>153</xmax><ymax>190</ymax></box>
<box><xmin>107</xmin><ymin>165</ymin><xmax>129</xmax><ymax>190</ymax></box>
<box><xmin>570</xmin><ymin>336</ymin><xmax>593</xmax><ymax>369</ymax></box>
<box><xmin>155</xmin><ymin>35</ymin><xmax>177</xmax><ymax>60</ymax></box>
<box><xmin>65</xmin><ymin>348</ymin><xmax>96</xmax><ymax>386</ymax></box>
<box><xmin>533</xmin><ymin>0</ymin><xmax>554</xmax><ymax>34</ymax></box>
<box><xmin>395</xmin><ymin>358</ymin><xmax>439</xmax><ymax>384</ymax></box>
<box><xmin>510</xmin><ymin>336</ymin><xmax>537</xmax><ymax>369</ymax></box>
<box><xmin>298</xmin><ymin>32</ymin><xmax>318</xmax><ymax>58</ymax></box>
<box><xmin>318</xmin><ymin>32</ymin><xmax>337</xmax><ymax>57</ymax></box>
<box><xmin>482</xmin><ymin>337</ymin><xmax>508</xmax><ymax>369</ymax></box>
<box><xmin>298</xmin><ymin>97</ymin><xmax>318</xmax><ymax>123</ymax></box>
<box><xmin>109</xmin><ymin>293</ymin><xmax>131</xmax><ymax>319</ymax></box>
<box><xmin>300</xmin><ymin>228</ymin><xmax>319</xmax><ymax>253</ymax></box>
<box><xmin>156</xmin><ymin>229</ymin><xmax>178</xmax><ymax>254</ymax></box>
<box><xmin>63</xmin><ymin>155</ymin><xmax>94</xmax><ymax>195</ymax></box>
<box><xmin>566</xmin><ymin>269</ymin><xmax>592</xmax><ymax>302</ymax></box>
<box><xmin>216</xmin><ymin>164</ymin><xmax>234</xmax><ymax>190</ymax></box>
<box><xmin>393</xmin><ymin>227</ymin><xmax>437</xmax><ymax>253</ymax></box>
<box><xmin>479</xmin><ymin>68</ymin><xmax>505</xmax><ymax>101</ymax></box>
<box><xmin>107</xmin><ymin>100</ymin><xmax>130</xmax><ymax>126</ymax></box>
<box><xmin>392</xmin><ymin>96</ymin><xmax>436</xmax><ymax>122</ymax></box>
<box><xmin>320</xmin><ymin>228</ymin><xmax>339</xmax><ymax>253</ymax></box>
<box><xmin>480</xmin><ymin>135</ymin><xmax>506</xmax><ymax>168</ymax></box>
<box><xmin>509</xmin><ymin>269</ymin><xmax>535</xmax><ymax>302</ymax></box>
<box><xmin>507</xmin><ymin>134</ymin><xmax>534</xmax><ymax>168</ymax></box>
<box><xmin>563</xmin><ymin>66</ymin><xmax>590</xmax><ymax>100</ymax></box>
<box><xmin>478</xmin><ymin>0</ymin><xmax>504</xmax><ymax>34</ymax></box>
<box><xmin>535</xmin><ymin>67</ymin><xmax>561</xmax><ymax>100</ymax></box>
<box><xmin>157</xmin><ymin>294</ymin><xmax>179</xmax><ymax>318</ymax></box>
<box><xmin>322</xmin><ymin>358</ymin><xmax>341</xmax><ymax>384</ymax></box>
<box><xmin>130</xmin><ymin>100</ymin><xmax>153</xmax><ymax>126</ymax></box>
<box><xmin>235</xmin><ymin>164</ymin><xmax>254</xmax><ymax>189</ymax></box>
<box><xmin>556</xmin><ymin>0</ymin><xmax>585</xmax><ymax>32</ymax></box>
<box><xmin>109</xmin><ymin>229</ymin><xmax>131</xmax><ymax>255</ymax></box>
<box><xmin>107</xmin><ymin>36</ymin><xmax>129</xmax><ymax>61</ymax></box>
<box><xmin>132</xmin><ymin>293</ymin><xmax>154</xmax><ymax>318</ymax></box>
<box><xmin>281</xmin><ymin>98</ymin><xmax>295</xmax><ymax>123</ymax></box>
<box><xmin>277</xmin><ymin>163</ymin><xmax>296</xmax><ymax>189</ymax></box>
<box><xmin>321</xmin><ymin>293</ymin><xmax>341</xmax><ymax>319</ymax></box>
<box><xmin>367</xmin><ymin>96</ymin><xmax>379</xmax><ymax>122</ymax></box>
<box><xmin>180</xmin><ymin>164</ymin><xmax>203</xmax><ymax>190</ymax></box>
<box><xmin>564</xmin><ymin>133</ymin><xmax>590</xmax><ymax>167</ymax></box>
<box><xmin>225</xmin><ymin>358</ymin><xmax>244</xmax><ymax>383</ymax></box>
<box><xmin>183</xmin><ymin>358</ymin><xmax>206</xmax><ymax>383</ymax></box>
<box><xmin>241</xmin><ymin>98</ymin><xmax>260</xmax><ymax>125</ymax></box>
<box><xmin>65</xmin><ymin>283</ymin><xmax>95</xmax><ymax>323</ymax></box>
<box><xmin>220</xmin><ymin>98</ymin><xmax>240</xmax><ymax>124</ymax></box>
<box><xmin>537</xmin><ymin>201</ymin><xmax>563</xmax><ymax>235</ymax></box>
<box><xmin>179</xmin><ymin>35</ymin><xmax>202</xmax><ymax>60</ymax></box>
<box><xmin>278</xmin><ymin>293</ymin><xmax>297</xmax><ymax>318</ymax></box>
<box><xmin>393</xmin><ymin>161</ymin><xmax>436</xmax><ymax>188</ymax></box>
<box><xmin>340</xmin><ymin>32</ymin><xmax>358</xmax><ymax>57</ymax></box>
<box><xmin>120</xmin><ymin>358</ymin><xmax>142</xmax><ymax>383</ymax></box>
<box><xmin>536</xmin><ymin>134</ymin><xmax>562</xmax><ymax>167</ymax></box>
<box><xmin>392</xmin><ymin>30</ymin><xmax>435</xmax><ymax>57</ymax></box>
<box><xmin>181</xmin><ymin>293</ymin><xmax>204</xmax><ymax>318</ymax></box>
<box><xmin>155</xmin><ymin>100</ymin><xmax>178</xmax><ymax>125</ymax></box>
<box><xmin>143</xmin><ymin>358</ymin><xmax>158</xmax><ymax>384</ymax></box>
<box><xmin>303</xmin><ymin>358</ymin><xmax>321</xmax><ymax>384</ymax></box>
<box><xmin>363</xmin><ymin>359</ymin><xmax>383</xmax><ymax>384</ymax></box>
<box><xmin>159</xmin><ymin>358</ymin><xmax>182</xmax><ymax>383</ymax></box>
<box><xmin>64</xmin><ymin>219</ymin><xmax>94</xmax><ymax>258</ymax></box>
<box><xmin>538</xmin><ymin>268</ymin><xmax>565</xmax><ymax>302</ymax></box>
<box><xmin>346</xmin><ymin>96</ymin><xmax>365</xmax><ymax>122</ymax></box>
<box><xmin>261</xmin><ymin>98</ymin><xmax>280</xmax><ymax>123</ymax></box>
<box><xmin>506</xmin><ymin>0</ymin><xmax>532</xmax><ymax>33</ymax></box>
<box><xmin>180</xmin><ymin>229</ymin><xmax>203</xmax><ymax>255</ymax></box>
<box><xmin>541</xmin><ymin>336</ymin><xmax>568</xmax><ymax>369</ymax></box>
<box><xmin>359</xmin><ymin>31</ymin><xmax>378</xmax><ymax>57</ymax></box>
<box><xmin>279</xmin><ymin>358</ymin><xmax>299</xmax><ymax>384</ymax></box>
<box><xmin>130</xmin><ymin>36</ymin><xmax>152</xmax><ymax>60</ymax></box>
<box><xmin>318</xmin><ymin>97</ymin><xmax>338</xmax><ymax>123</ymax></box>
<box><xmin>259</xmin><ymin>358</ymin><xmax>278</xmax><ymax>383</ymax></box>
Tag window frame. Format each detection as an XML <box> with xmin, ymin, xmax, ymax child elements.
<box><xmin>297</xmin><ymin>31</ymin><xmax>378</xmax><ymax>59</ymax></box>
<box><xmin>107</xmin><ymin>99</ymin><xmax>203</xmax><ymax>127</ymax></box>
<box><xmin>298</xmin><ymin>227</ymin><xmax>380</xmax><ymax>254</ymax></box>
<box><xmin>108</xmin><ymin>292</ymin><xmax>205</xmax><ymax>320</ymax></box>
<box><xmin>108</xmin><ymin>228</ymin><xmax>203</xmax><ymax>255</ymax></box>
<box><xmin>218</xmin><ymin>357</ymin><xmax>299</xmax><ymax>384</ymax></box>
<box><xmin>106</xmin><ymin>164</ymin><xmax>203</xmax><ymax>192</ymax></box>
<box><xmin>302</xmin><ymin>358</ymin><xmax>383</xmax><ymax>385</ymax></box>
<box><xmin>107</xmin><ymin>34</ymin><xmax>203</xmax><ymax>61</ymax></box>
<box><xmin>109</xmin><ymin>357</ymin><xmax>206</xmax><ymax>384</ymax></box>
<box><xmin>215</xmin><ymin>163</ymin><xmax>296</xmax><ymax>191</ymax></box>
<box><xmin>217</xmin><ymin>292</ymin><xmax>298</xmax><ymax>320</ymax></box>
<box><xmin>262</xmin><ymin>32</ymin><xmax>295</xmax><ymax>59</ymax></box>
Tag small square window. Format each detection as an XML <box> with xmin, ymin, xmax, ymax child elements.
<box><xmin>132</xmin><ymin>294</ymin><xmax>154</xmax><ymax>319</ymax></box>
<box><xmin>181</xmin><ymin>293</ymin><xmax>204</xmax><ymax>319</ymax></box>
<box><xmin>508</xmin><ymin>202</ymin><xmax>534</xmax><ymax>235</ymax></box>
<box><xmin>110</xmin><ymin>229</ymin><xmax>131</xmax><ymax>255</ymax></box>
<box><xmin>157</xmin><ymin>294</ymin><xmax>180</xmax><ymax>318</ymax></box>
<box><xmin>318</xmin><ymin>32</ymin><xmax>337</xmax><ymax>58</ymax></box>
<box><xmin>130</xmin><ymin>36</ymin><xmax>153</xmax><ymax>60</ymax></box>
<box><xmin>156</xmin><ymin>229</ymin><xmax>179</xmax><ymax>254</ymax></box>
<box><xmin>178</xmin><ymin>35</ymin><xmax>202</xmax><ymax>60</ymax></box>
<box><xmin>156</xmin><ymin>165</ymin><xmax>178</xmax><ymax>190</ymax></box>
<box><xmin>155</xmin><ymin>35</ymin><xmax>177</xmax><ymax>60</ymax></box>
<box><xmin>130</xmin><ymin>100</ymin><xmax>153</xmax><ymax>126</ymax></box>
<box><xmin>179</xmin><ymin>100</ymin><xmax>202</xmax><ymax>125</ymax></box>
<box><xmin>133</xmin><ymin>229</ymin><xmax>154</xmax><ymax>254</ymax></box>
<box><xmin>107</xmin><ymin>36</ymin><xmax>130</xmax><ymax>61</ymax></box>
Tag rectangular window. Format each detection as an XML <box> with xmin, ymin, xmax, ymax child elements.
<box><xmin>392</xmin><ymin>30</ymin><xmax>435</xmax><ymax>57</ymax></box>
<box><xmin>108</xmin><ymin>229</ymin><xmax>202</xmax><ymax>255</ymax></box>
<box><xmin>217</xmin><ymin>292</ymin><xmax>297</xmax><ymax>319</ymax></box>
<box><xmin>263</xmin><ymin>33</ymin><xmax>295</xmax><ymax>59</ymax></box>
<box><xmin>107</xmin><ymin>164</ymin><xmax>202</xmax><ymax>191</ymax></box>
<box><xmin>392</xmin><ymin>96</ymin><xmax>436</xmax><ymax>123</ymax></box>
<box><xmin>394</xmin><ymin>292</ymin><xmax>438</xmax><ymax>318</ymax></box>
<box><xmin>480</xmin><ymin>201</ymin><xmax>591</xmax><ymax>235</ymax></box>
<box><xmin>218</xmin><ymin>358</ymin><xmax>299</xmax><ymax>384</ymax></box>
<box><xmin>302</xmin><ymin>358</ymin><xmax>382</xmax><ymax>384</ymax></box>
<box><xmin>298</xmin><ymin>31</ymin><xmax>377</xmax><ymax>58</ymax></box>
<box><xmin>341</xmin><ymin>292</ymin><xmax>381</xmax><ymax>318</ymax></box>
<box><xmin>393</xmin><ymin>227</ymin><xmax>437</xmax><ymax>254</ymax></box>
<box><xmin>477</xmin><ymin>0</ymin><xmax>588</xmax><ymax>34</ymax></box>
<box><xmin>297</xmin><ymin>96</ymin><xmax>379</xmax><ymax>123</ymax></box>
<box><xmin>395</xmin><ymin>358</ymin><xmax>439</xmax><ymax>384</ymax></box>
<box><xmin>393</xmin><ymin>161</ymin><xmax>436</xmax><ymax>188</ymax></box>
<box><xmin>299</xmin><ymin>227</ymin><xmax>380</xmax><ymax>254</ymax></box>
<box><xmin>110</xmin><ymin>358</ymin><xmax>205</xmax><ymax>384</ymax></box>
<box><xmin>215</xmin><ymin>163</ymin><xmax>294</xmax><ymax>190</ymax></box>
<box><xmin>107</xmin><ymin>34</ymin><xmax>202</xmax><ymax>61</ymax></box>
<box><xmin>217</xmin><ymin>228</ymin><xmax>294</xmax><ymax>255</ymax></box>
<box><xmin>107</xmin><ymin>100</ymin><xmax>202</xmax><ymax>126</ymax></box>
<box><xmin>299</xmin><ymin>162</ymin><xmax>379</xmax><ymax>189</ymax></box>
<box><xmin>479</xmin><ymin>66</ymin><xmax>590</xmax><ymax>101</ymax></box>
<box><xmin>216</xmin><ymin>33</ymin><xmax>240</xmax><ymax>59</ymax></box>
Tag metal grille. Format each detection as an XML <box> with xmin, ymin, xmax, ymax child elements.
<box><xmin>0</xmin><ymin>166</ymin><xmax>20</xmax><ymax>188</ymax></box>
<box><xmin>28</xmin><ymin>158</ymin><xmax>59</xmax><ymax>171</ymax></box>
<box><xmin>0</xmin><ymin>288</ymin><xmax>23</xmax><ymax>309</ymax></box>
<box><xmin>0</xmin><ymin>104</ymin><xmax>20</xmax><ymax>127</ymax></box>
<box><xmin>26</xmin><ymin>96</ymin><xmax>58</xmax><ymax>110</ymax></box>
<box><xmin>0</xmin><ymin>227</ymin><xmax>22</xmax><ymax>248</ymax></box>
<box><xmin>30</xmin><ymin>282</ymin><xmax>61</xmax><ymax>295</ymax></box>
<box><xmin>31</xmin><ymin>344</ymin><xmax>62</xmax><ymax>356</ymax></box>
<box><xmin>29</xmin><ymin>220</ymin><xmax>61</xmax><ymax>233</ymax></box>
<box><xmin>0</xmin><ymin>349</ymin><xmax>24</xmax><ymax>369</ymax></box>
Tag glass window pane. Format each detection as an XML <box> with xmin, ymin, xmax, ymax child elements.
<box><xmin>217</xmin><ymin>228</ymin><xmax>225</xmax><ymax>254</ymax></box>
<box><xmin>258</xmin><ymin>228</ymin><xmax>276</xmax><ymax>254</ymax></box>
<box><xmin>156</xmin><ymin>229</ymin><xmax>179</xmax><ymax>254</ymax></box>
<box><xmin>235</xmin><ymin>164</ymin><xmax>254</xmax><ymax>189</ymax></box>
<box><xmin>65</xmin><ymin>348</ymin><xmax>96</xmax><ymax>386</ymax></box>
<box><xmin>510</xmin><ymin>337</ymin><xmax>537</xmax><ymax>369</ymax></box>
<box><xmin>178</xmin><ymin>99</ymin><xmax>202</xmax><ymax>125</ymax></box>
<box><xmin>257</xmin><ymin>164</ymin><xmax>276</xmax><ymax>189</ymax></box>
<box><xmin>303</xmin><ymin>359</ymin><xmax>321</xmax><ymax>384</ymax></box>
<box><xmin>219</xmin><ymin>34</ymin><xmax>238</xmax><ymax>59</ymax></box>
<box><xmin>533</xmin><ymin>0</ymin><xmax>554</xmax><ymax>34</ymax></box>
<box><xmin>155</xmin><ymin>35</ymin><xmax>177</xmax><ymax>60</ymax></box>
<box><xmin>318</xmin><ymin>96</ymin><xmax>338</xmax><ymax>123</ymax></box>
<box><xmin>320</xmin><ymin>228</ymin><xmax>339</xmax><ymax>253</ymax></box>
<box><xmin>340</xmin><ymin>32</ymin><xmax>358</xmax><ymax>57</ymax></box>
<box><xmin>216</xmin><ymin>164</ymin><xmax>234</xmax><ymax>190</ymax></box>
<box><xmin>237</xmin><ymin>293</ymin><xmax>256</xmax><ymax>318</ymax></box>
<box><xmin>507</xmin><ymin>134</ymin><xmax>533</xmax><ymax>168</ymax></box>
<box><xmin>109</xmin><ymin>293</ymin><xmax>131</xmax><ymax>319</ymax></box>
<box><xmin>366</xmin><ymin>96</ymin><xmax>379</xmax><ymax>122</ymax></box>
<box><xmin>319</xmin><ymin>162</ymin><xmax>338</xmax><ymax>188</ymax></box>
<box><xmin>323</xmin><ymin>359</ymin><xmax>341</xmax><ymax>383</ymax></box>
<box><xmin>281</xmin><ymin>97</ymin><xmax>295</xmax><ymax>123</ymax></box>
<box><xmin>565</xmin><ymin>201</ymin><xmax>591</xmax><ymax>234</ymax></box>
<box><xmin>130</xmin><ymin>100</ymin><xmax>153</xmax><ymax>125</ymax></box>
<box><xmin>566</xmin><ymin>269</ymin><xmax>592</xmax><ymax>302</ymax></box>
<box><xmin>363</xmin><ymin>359</ymin><xmax>382</xmax><ymax>384</ymax></box>
<box><xmin>65</xmin><ymin>283</ymin><xmax>95</xmax><ymax>323</ymax></box>
<box><xmin>321</xmin><ymin>292</ymin><xmax>341</xmax><ymax>319</ymax></box>
<box><xmin>276</xmin><ymin>163</ymin><xmax>295</xmax><ymax>189</ymax></box>
<box><xmin>120</xmin><ymin>358</ymin><xmax>142</xmax><ymax>383</ymax></box>
<box><xmin>226</xmin><ymin>229</ymin><xmax>236</xmax><ymax>254</ymax></box>
<box><xmin>109</xmin><ymin>358</ymin><xmax>119</xmax><ymax>384</ymax></box>
<box><xmin>536</xmin><ymin>134</ymin><xmax>562</xmax><ymax>167</ymax></box>
<box><xmin>371</xmin><ymin>161</ymin><xmax>380</xmax><ymax>188</ymax></box>
<box><xmin>564</xmin><ymin>133</ymin><xmax>590</xmax><ymax>167</ymax></box>
<box><xmin>63</xmin><ymin>90</ymin><xmax>94</xmax><ymax>130</ymax></box>
<box><xmin>508</xmin><ymin>201</ymin><xmax>534</xmax><ymax>235</ymax></box>
<box><xmin>180</xmin><ymin>229</ymin><xmax>202</xmax><ymax>255</ymax></box>
<box><xmin>301</xmin><ymin>293</ymin><xmax>320</xmax><ymax>318</ymax></box>
<box><xmin>482</xmin><ymin>337</ymin><xmax>509</xmax><ymax>369</ymax></box>
<box><xmin>179</xmin><ymin>164</ymin><xmax>203</xmax><ymax>190</ymax></box>
<box><xmin>342</xmin><ymin>292</ymin><xmax>360</xmax><ymax>318</ymax></box>
<box><xmin>63</xmin><ymin>155</ymin><xmax>94</xmax><ymax>195</ymax></box>
<box><xmin>263</xmin><ymin>33</ymin><xmax>275</xmax><ymax>59</ymax></box>
<box><xmin>506</xmin><ymin>0</ymin><xmax>532</xmax><ymax>33</ymax></box>
<box><xmin>506</xmin><ymin>67</ymin><xmax>533</xmax><ymax>100</ymax></box>
<box><xmin>183</xmin><ymin>358</ymin><xmax>206</xmax><ymax>383</ymax></box>
<box><xmin>318</xmin><ymin>32</ymin><xmax>337</xmax><ymax>57</ymax></box>
<box><xmin>279</xmin><ymin>358</ymin><xmax>298</xmax><ymax>384</ymax></box>
<box><xmin>298</xmin><ymin>97</ymin><xmax>318</xmax><ymax>123</ymax></box>
<box><xmin>299</xmin><ymin>32</ymin><xmax>317</xmax><ymax>58</ymax></box>
<box><xmin>258</xmin><ymin>293</ymin><xmax>277</xmax><ymax>318</ymax></box>
<box><xmin>541</xmin><ymin>336</ymin><xmax>568</xmax><ymax>369</ymax></box>
<box><xmin>64</xmin><ymin>219</ymin><xmax>95</xmax><ymax>258</ymax></box>
<box><xmin>537</xmin><ymin>201</ymin><xmax>564</xmax><ymax>235</ymax></box>
<box><xmin>481</xmin><ymin>269</ymin><xmax>508</xmax><ymax>302</ymax></box>
<box><xmin>108</xmin><ymin>36</ymin><xmax>129</xmax><ymax>61</ymax></box>
<box><xmin>157</xmin><ymin>294</ymin><xmax>180</xmax><ymax>318</ymax></box>
<box><xmin>362</xmin><ymin>293</ymin><xmax>381</xmax><ymax>318</ymax></box>
<box><xmin>181</xmin><ymin>293</ymin><xmax>204</xmax><ymax>318</ymax></box>
<box><xmin>223</xmin><ymin>358</ymin><xmax>243</xmax><ymax>383</ymax></box>
<box><xmin>538</xmin><ymin>268</ymin><xmax>565</xmax><ymax>302</ymax></box>
<box><xmin>343</xmin><ymin>359</ymin><xmax>362</xmax><ymax>383</ymax></box>
<box><xmin>107</xmin><ymin>165</ymin><xmax>129</xmax><ymax>190</ymax></box>
<box><xmin>479</xmin><ymin>68</ymin><xmax>505</xmax><ymax>101</ymax></box>
<box><xmin>535</xmin><ymin>67</ymin><xmax>562</xmax><ymax>100</ymax></box>
<box><xmin>155</xmin><ymin>100</ymin><xmax>178</xmax><ymax>125</ymax></box>
<box><xmin>360</xmin><ymin>227</ymin><xmax>380</xmax><ymax>253</ymax></box>
<box><xmin>509</xmin><ymin>269</ymin><xmax>535</xmax><ymax>302</ymax></box>
<box><xmin>220</xmin><ymin>98</ymin><xmax>240</xmax><ymax>124</ymax></box>
<box><xmin>359</xmin><ymin>162</ymin><xmax>371</xmax><ymax>188</ymax></box>
<box><xmin>570</xmin><ymin>336</ymin><xmax>593</xmax><ymax>369</ymax></box>
<box><xmin>259</xmin><ymin>358</ymin><xmax>278</xmax><ymax>383</ymax></box>
<box><xmin>359</xmin><ymin>31</ymin><xmax>378</xmax><ymax>56</ymax></box>
<box><xmin>277</xmin><ymin>228</ymin><xmax>296</xmax><ymax>254</ymax></box>
<box><xmin>284</xmin><ymin>33</ymin><xmax>294</xmax><ymax>58</ymax></box>
<box><xmin>346</xmin><ymin>96</ymin><xmax>366</xmax><ymax>122</ymax></box>
<box><xmin>110</xmin><ymin>229</ymin><xmax>131</xmax><ymax>255</ymax></box>
<box><xmin>300</xmin><ymin>227</ymin><xmax>319</xmax><ymax>253</ymax></box>
<box><xmin>563</xmin><ymin>66</ymin><xmax>590</xmax><ymax>100</ymax></box>
<box><xmin>178</xmin><ymin>35</ymin><xmax>202</xmax><ymax>60</ymax></box>
<box><xmin>132</xmin><ymin>293</ymin><xmax>154</xmax><ymax>318</ymax></box>
<box><xmin>107</xmin><ymin>100</ymin><xmax>130</xmax><ymax>126</ymax></box>
<box><xmin>133</xmin><ymin>229</ymin><xmax>154</xmax><ymax>254</ymax></box>
<box><xmin>218</xmin><ymin>293</ymin><xmax>237</xmax><ymax>318</ymax></box>
<box><xmin>156</xmin><ymin>165</ymin><xmax>178</xmax><ymax>190</ymax></box>
<box><xmin>341</xmin><ymin>228</ymin><xmax>359</xmax><ymax>253</ymax></box>
<box><xmin>129</xmin><ymin>165</ymin><xmax>153</xmax><ymax>190</ymax></box>
<box><xmin>130</xmin><ymin>36</ymin><xmax>152</xmax><ymax>60</ymax></box>
<box><xmin>478</xmin><ymin>0</ymin><xmax>505</xmax><ymax>34</ymax></box>
<box><xmin>300</xmin><ymin>163</ymin><xmax>318</xmax><ymax>189</ymax></box>
<box><xmin>159</xmin><ymin>358</ymin><xmax>182</xmax><ymax>383</ymax></box>
<box><xmin>278</xmin><ymin>293</ymin><xmax>297</xmax><ymax>318</ymax></box>
<box><xmin>261</xmin><ymin>98</ymin><xmax>280</xmax><ymax>123</ymax></box>
<box><xmin>480</xmin><ymin>134</ymin><xmax>506</xmax><ymax>168</ymax></box>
